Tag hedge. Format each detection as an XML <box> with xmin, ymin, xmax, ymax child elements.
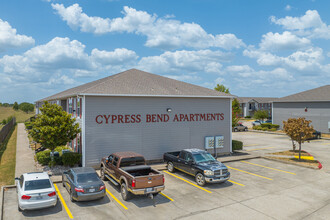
<box><xmin>232</xmin><ymin>140</ymin><xmax>243</xmax><ymax>151</ymax></box>
<box><xmin>62</xmin><ymin>152</ymin><xmax>82</xmax><ymax>167</ymax></box>
<box><xmin>260</xmin><ymin>123</ymin><xmax>280</xmax><ymax>129</ymax></box>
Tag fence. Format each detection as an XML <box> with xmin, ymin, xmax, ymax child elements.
<box><xmin>0</xmin><ymin>117</ymin><xmax>16</xmax><ymax>144</ymax></box>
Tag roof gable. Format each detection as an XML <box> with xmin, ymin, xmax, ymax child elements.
<box><xmin>276</xmin><ymin>85</ymin><xmax>330</xmax><ymax>102</ymax></box>
<box><xmin>38</xmin><ymin>69</ymin><xmax>232</xmax><ymax>101</ymax></box>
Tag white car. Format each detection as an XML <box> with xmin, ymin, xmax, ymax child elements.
<box><xmin>15</xmin><ymin>172</ymin><xmax>57</xmax><ymax>211</ymax></box>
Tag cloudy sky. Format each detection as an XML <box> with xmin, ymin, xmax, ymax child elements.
<box><xmin>1</xmin><ymin>0</ymin><xmax>330</xmax><ymax>103</ymax></box>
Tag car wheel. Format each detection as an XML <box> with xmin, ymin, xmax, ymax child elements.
<box><xmin>234</xmin><ymin>128</ymin><xmax>238</xmax><ymax>132</ymax></box>
<box><xmin>244</xmin><ymin>128</ymin><xmax>248</xmax><ymax>131</ymax></box>
<box><xmin>18</xmin><ymin>205</ymin><xmax>22</xmax><ymax>212</ymax></box>
<box><xmin>121</xmin><ymin>183</ymin><xmax>131</xmax><ymax>201</ymax></box>
<box><xmin>100</xmin><ymin>166</ymin><xmax>106</xmax><ymax>181</ymax></box>
<box><xmin>152</xmin><ymin>192</ymin><xmax>159</xmax><ymax>197</ymax></box>
<box><xmin>70</xmin><ymin>190</ymin><xmax>75</xmax><ymax>202</ymax></box>
<box><xmin>62</xmin><ymin>179</ymin><xmax>65</xmax><ymax>187</ymax></box>
<box><xmin>195</xmin><ymin>173</ymin><xmax>206</xmax><ymax>186</ymax></box>
<box><xmin>167</xmin><ymin>162</ymin><xmax>175</xmax><ymax>173</ymax></box>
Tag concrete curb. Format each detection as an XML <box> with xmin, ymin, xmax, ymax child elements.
<box><xmin>1</xmin><ymin>185</ymin><xmax>16</xmax><ymax>220</ymax></box>
<box><xmin>262</xmin><ymin>157</ymin><xmax>320</xmax><ymax>170</ymax></box>
<box><xmin>301</xmin><ymin>150</ymin><xmax>323</xmax><ymax>169</ymax></box>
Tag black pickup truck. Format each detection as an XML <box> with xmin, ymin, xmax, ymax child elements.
<box><xmin>163</xmin><ymin>149</ymin><xmax>230</xmax><ymax>186</ymax></box>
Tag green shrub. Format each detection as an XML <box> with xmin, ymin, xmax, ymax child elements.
<box><xmin>232</xmin><ymin>140</ymin><xmax>243</xmax><ymax>151</ymax></box>
<box><xmin>245</xmin><ymin>116</ymin><xmax>251</xmax><ymax>119</ymax></box>
<box><xmin>271</xmin><ymin>124</ymin><xmax>280</xmax><ymax>129</ymax></box>
<box><xmin>262</xmin><ymin>127</ymin><xmax>268</xmax><ymax>131</ymax></box>
<box><xmin>62</xmin><ymin>152</ymin><xmax>81</xmax><ymax>167</ymax></box>
<box><xmin>54</xmin><ymin>146</ymin><xmax>71</xmax><ymax>156</ymax></box>
<box><xmin>1</xmin><ymin>119</ymin><xmax>6</xmax><ymax>125</ymax></box>
<box><xmin>24</xmin><ymin>121</ymin><xmax>32</xmax><ymax>130</ymax></box>
<box><xmin>261</xmin><ymin>123</ymin><xmax>272</xmax><ymax>129</ymax></box>
<box><xmin>253</xmin><ymin>125</ymin><xmax>262</xmax><ymax>130</ymax></box>
<box><xmin>36</xmin><ymin>150</ymin><xmax>51</xmax><ymax>165</ymax></box>
<box><xmin>269</xmin><ymin>128</ymin><xmax>277</xmax><ymax>131</ymax></box>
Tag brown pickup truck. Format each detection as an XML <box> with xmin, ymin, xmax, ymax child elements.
<box><xmin>100</xmin><ymin>152</ymin><xmax>165</xmax><ymax>200</ymax></box>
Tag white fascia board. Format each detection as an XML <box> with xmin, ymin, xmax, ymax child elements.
<box><xmin>80</xmin><ymin>93</ymin><xmax>233</xmax><ymax>99</ymax></box>
<box><xmin>230</xmin><ymin>98</ymin><xmax>232</xmax><ymax>153</ymax></box>
<box><xmin>82</xmin><ymin>95</ymin><xmax>86</xmax><ymax>167</ymax></box>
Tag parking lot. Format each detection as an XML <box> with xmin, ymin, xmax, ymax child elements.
<box><xmin>4</xmin><ymin>152</ymin><xmax>330</xmax><ymax>219</ymax></box>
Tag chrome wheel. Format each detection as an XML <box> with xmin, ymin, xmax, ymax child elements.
<box><xmin>167</xmin><ymin>162</ymin><xmax>175</xmax><ymax>173</ymax></box>
<box><xmin>100</xmin><ymin>167</ymin><xmax>105</xmax><ymax>180</ymax></box>
<box><xmin>121</xmin><ymin>183</ymin><xmax>131</xmax><ymax>201</ymax></box>
<box><xmin>195</xmin><ymin>173</ymin><xmax>205</xmax><ymax>186</ymax></box>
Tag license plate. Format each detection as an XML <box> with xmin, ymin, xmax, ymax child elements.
<box><xmin>36</xmin><ymin>196</ymin><xmax>42</xmax><ymax>200</ymax></box>
<box><xmin>146</xmin><ymin>188</ymin><xmax>154</xmax><ymax>193</ymax></box>
<box><xmin>89</xmin><ymin>188</ymin><xmax>95</xmax><ymax>193</ymax></box>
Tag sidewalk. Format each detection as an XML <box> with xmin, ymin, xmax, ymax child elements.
<box><xmin>15</xmin><ymin>123</ymin><xmax>37</xmax><ymax>177</ymax></box>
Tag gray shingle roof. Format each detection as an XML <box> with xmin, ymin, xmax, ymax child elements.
<box><xmin>38</xmin><ymin>69</ymin><xmax>232</xmax><ymax>101</ymax></box>
<box><xmin>275</xmin><ymin>85</ymin><xmax>330</xmax><ymax>102</ymax></box>
<box><xmin>237</xmin><ymin>97</ymin><xmax>278</xmax><ymax>103</ymax></box>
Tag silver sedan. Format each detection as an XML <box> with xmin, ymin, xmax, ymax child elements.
<box><xmin>15</xmin><ymin>172</ymin><xmax>57</xmax><ymax>211</ymax></box>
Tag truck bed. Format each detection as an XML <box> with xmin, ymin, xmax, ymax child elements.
<box><xmin>121</xmin><ymin>165</ymin><xmax>159</xmax><ymax>177</ymax></box>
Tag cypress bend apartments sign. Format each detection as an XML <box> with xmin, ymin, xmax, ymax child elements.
<box><xmin>95</xmin><ymin>113</ymin><xmax>225</xmax><ymax>124</ymax></box>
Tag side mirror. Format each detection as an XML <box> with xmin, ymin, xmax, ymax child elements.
<box><xmin>15</xmin><ymin>177</ymin><xmax>20</xmax><ymax>181</ymax></box>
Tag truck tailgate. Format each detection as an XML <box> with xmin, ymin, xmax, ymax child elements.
<box><xmin>134</xmin><ymin>173</ymin><xmax>163</xmax><ymax>189</ymax></box>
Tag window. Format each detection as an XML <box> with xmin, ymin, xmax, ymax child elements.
<box><xmin>77</xmin><ymin>98</ymin><xmax>81</xmax><ymax>118</ymax></box>
<box><xmin>120</xmin><ymin>157</ymin><xmax>145</xmax><ymax>167</ymax></box>
<box><xmin>108</xmin><ymin>155</ymin><xmax>113</xmax><ymax>163</ymax></box>
<box><xmin>179</xmin><ymin>151</ymin><xmax>186</xmax><ymax>159</ymax></box>
<box><xmin>25</xmin><ymin>179</ymin><xmax>51</xmax><ymax>191</ymax></box>
<box><xmin>77</xmin><ymin>173</ymin><xmax>99</xmax><ymax>184</ymax></box>
<box><xmin>185</xmin><ymin>153</ymin><xmax>193</xmax><ymax>162</ymax></box>
<box><xmin>113</xmin><ymin>157</ymin><xmax>119</xmax><ymax>167</ymax></box>
<box><xmin>68</xmin><ymin>98</ymin><xmax>73</xmax><ymax>114</ymax></box>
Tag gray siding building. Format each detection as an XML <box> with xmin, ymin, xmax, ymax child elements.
<box><xmin>237</xmin><ymin>97</ymin><xmax>278</xmax><ymax>118</ymax></box>
<box><xmin>36</xmin><ymin>69</ymin><xmax>233</xmax><ymax>167</ymax></box>
<box><xmin>273</xmin><ymin>85</ymin><xmax>330</xmax><ymax>134</ymax></box>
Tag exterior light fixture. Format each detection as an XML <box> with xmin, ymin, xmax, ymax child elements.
<box><xmin>305</xmin><ymin>107</ymin><xmax>308</xmax><ymax>112</ymax></box>
<box><xmin>166</xmin><ymin>108</ymin><xmax>172</xmax><ymax>113</ymax></box>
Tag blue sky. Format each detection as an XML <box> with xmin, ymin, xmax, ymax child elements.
<box><xmin>1</xmin><ymin>0</ymin><xmax>330</xmax><ymax>103</ymax></box>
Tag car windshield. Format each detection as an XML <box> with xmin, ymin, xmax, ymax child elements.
<box><xmin>76</xmin><ymin>173</ymin><xmax>100</xmax><ymax>184</ymax></box>
<box><xmin>193</xmin><ymin>152</ymin><xmax>216</xmax><ymax>163</ymax></box>
<box><xmin>24</xmin><ymin>179</ymin><xmax>51</xmax><ymax>191</ymax></box>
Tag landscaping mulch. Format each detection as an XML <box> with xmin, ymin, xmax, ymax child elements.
<box><xmin>264</xmin><ymin>156</ymin><xmax>320</xmax><ymax>169</ymax></box>
<box><xmin>270</xmin><ymin>150</ymin><xmax>310</xmax><ymax>157</ymax></box>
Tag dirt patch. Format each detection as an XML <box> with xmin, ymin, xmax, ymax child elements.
<box><xmin>270</xmin><ymin>150</ymin><xmax>310</xmax><ymax>157</ymax></box>
<box><xmin>264</xmin><ymin>156</ymin><xmax>320</xmax><ymax>169</ymax></box>
<box><xmin>322</xmin><ymin>133</ymin><xmax>330</xmax><ymax>138</ymax></box>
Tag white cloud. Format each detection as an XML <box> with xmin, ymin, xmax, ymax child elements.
<box><xmin>138</xmin><ymin>49</ymin><xmax>230</xmax><ymax>74</ymax></box>
<box><xmin>285</xmin><ymin>5</ymin><xmax>292</xmax><ymax>11</ymax></box>
<box><xmin>52</xmin><ymin>4</ymin><xmax>245</xmax><ymax>50</ymax></box>
<box><xmin>259</xmin><ymin>31</ymin><xmax>310</xmax><ymax>51</ymax></box>
<box><xmin>91</xmin><ymin>48</ymin><xmax>138</xmax><ymax>65</ymax></box>
<box><xmin>0</xmin><ymin>19</ymin><xmax>34</xmax><ymax>52</ymax></box>
<box><xmin>0</xmin><ymin>37</ymin><xmax>139</xmax><ymax>87</ymax></box>
<box><xmin>243</xmin><ymin>47</ymin><xmax>323</xmax><ymax>72</ymax></box>
<box><xmin>270</xmin><ymin>10</ymin><xmax>330</xmax><ymax>39</ymax></box>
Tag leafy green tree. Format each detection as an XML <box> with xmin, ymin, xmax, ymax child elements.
<box><xmin>214</xmin><ymin>84</ymin><xmax>230</xmax><ymax>93</ymax></box>
<box><xmin>253</xmin><ymin>110</ymin><xmax>268</xmax><ymax>122</ymax></box>
<box><xmin>2</xmin><ymin>103</ymin><xmax>10</xmax><ymax>107</ymax></box>
<box><xmin>0</xmin><ymin>102</ymin><xmax>2</xmax><ymax>107</ymax></box>
<box><xmin>30</xmin><ymin>102</ymin><xmax>81</xmax><ymax>166</ymax></box>
<box><xmin>283</xmin><ymin>118</ymin><xmax>314</xmax><ymax>160</ymax></box>
<box><xmin>232</xmin><ymin>98</ymin><xmax>241</xmax><ymax>127</ymax></box>
<box><xmin>13</xmin><ymin>102</ymin><xmax>19</xmax><ymax>111</ymax></box>
<box><xmin>19</xmin><ymin>102</ymin><xmax>34</xmax><ymax>113</ymax></box>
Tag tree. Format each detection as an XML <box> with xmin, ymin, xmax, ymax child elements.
<box><xmin>214</xmin><ymin>84</ymin><xmax>230</xmax><ymax>94</ymax></box>
<box><xmin>2</xmin><ymin>103</ymin><xmax>10</xmax><ymax>107</ymax></box>
<box><xmin>283</xmin><ymin>118</ymin><xmax>314</xmax><ymax>160</ymax></box>
<box><xmin>19</xmin><ymin>102</ymin><xmax>34</xmax><ymax>113</ymax></box>
<box><xmin>253</xmin><ymin>110</ymin><xmax>269</xmax><ymax>122</ymax></box>
<box><xmin>30</xmin><ymin>102</ymin><xmax>81</xmax><ymax>166</ymax></box>
<box><xmin>232</xmin><ymin>98</ymin><xmax>241</xmax><ymax>127</ymax></box>
<box><xmin>13</xmin><ymin>102</ymin><xmax>19</xmax><ymax>111</ymax></box>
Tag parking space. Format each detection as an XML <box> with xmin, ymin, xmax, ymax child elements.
<box><xmin>4</xmin><ymin>155</ymin><xmax>330</xmax><ymax>219</ymax></box>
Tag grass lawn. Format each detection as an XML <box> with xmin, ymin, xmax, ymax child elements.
<box><xmin>265</xmin><ymin>156</ymin><xmax>320</xmax><ymax>169</ymax></box>
<box><xmin>0</xmin><ymin>126</ymin><xmax>17</xmax><ymax>187</ymax></box>
<box><xmin>0</xmin><ymin>106</ymin><xmax>35</xmax><ymax>123</ymax></box>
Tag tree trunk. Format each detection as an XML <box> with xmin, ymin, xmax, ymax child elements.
<box><xmin>292</xmin><ymin>139</ymin><xmax>296</xmax><ymax>151</ymax></box>
<box><xmin>299</xmin><ymin>142</ymin><xmax>301</xmax><ymax>161</ymax></box>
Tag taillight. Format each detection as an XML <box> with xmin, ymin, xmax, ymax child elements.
<box><xmin>100</xmin><ymin>185</ymin><xmax>105</xmax><ymax>191</ymax></box>
<box><xmin>21</xmin><ymin>195</ymin><xmax>31</xmax><ymax>200</ymax></box>
<box><xmin>163</xmin><ymin>175</ymin><xmax>165</xmax><ymax>184</ymax></box>
<box><xmin>48</xmin><ymin>191</ymin><xmax>56</xmax><ymax>197</ymax></box>
<box><xmin>132</xmin><ymin>179</ymin><xmax>136</xmax><ymax>188</ymax></box>
<box><xmin>75</xmin><ymin>187</ymin><xmax>84</xmax><ymax>193</ymax></box>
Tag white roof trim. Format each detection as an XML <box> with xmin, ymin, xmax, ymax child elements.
<box><xmin>79</xmin><ymin>93</ymin><xmax>233</xmax><ymax>99</ymax></box>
